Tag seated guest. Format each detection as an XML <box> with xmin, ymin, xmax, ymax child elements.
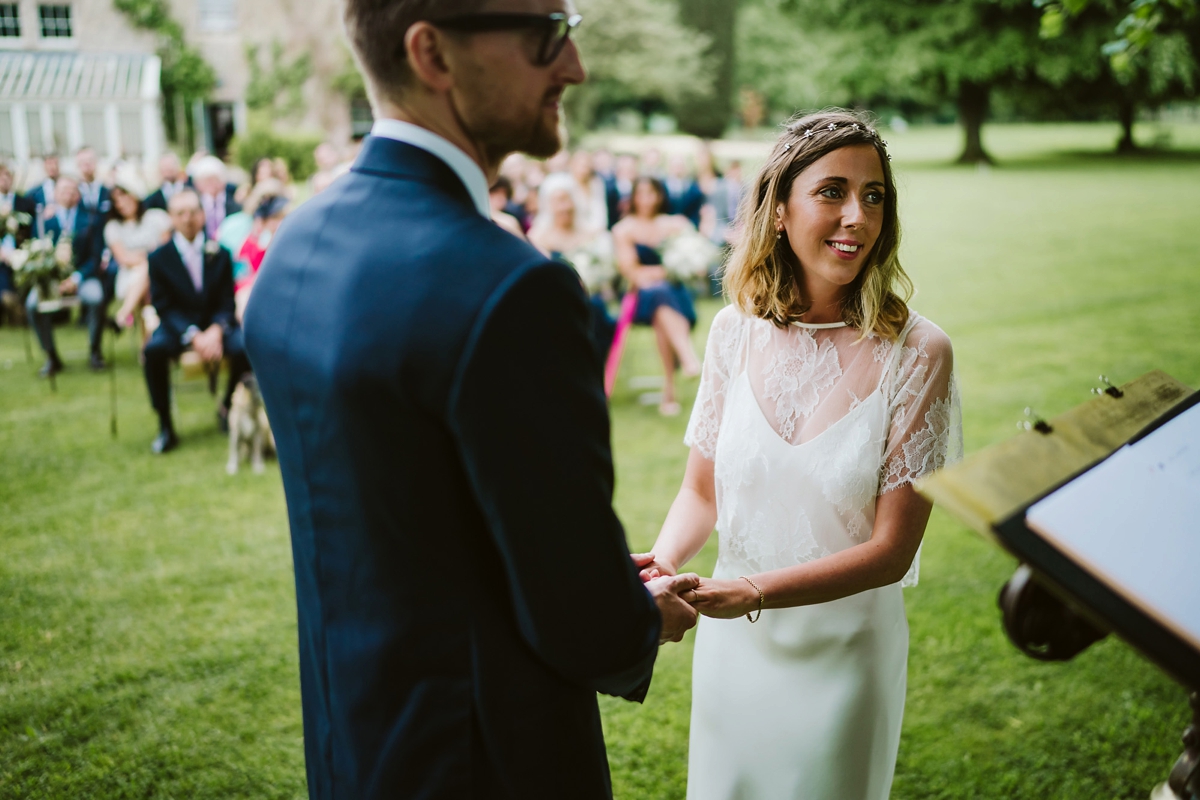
<box><xmin>664</xmin><ymin>154</ymin><xmax>704</xmax><ymax>228</ymax></box>
<box><xmin>234</xmin><ymin>194</ymin><xmax>289</xmax><ymax>323</ymax></box>
<box><xmin>25</xmin><ymin>175</ymin><xmax>107</xmax><ymax>376</ymax></box>
<box><xmin>192</xmin><ymin>156</ymin><xmax>242</xmax><ymax>242</ymax></box>
<box><xmin>27</xmin><ymin>153</ymin><xmax>60</xmax><ymax>210</ymax></box>
<box><xmin>609</xmin><ymin>153</ymin><xmax>638</xmax><ymax>226</ymax></box>
<box><xmin>105</xmin><ymin>169</ymin><xmax>172</xmax><ymax>331</ymax></box>
<box><xmin>0</xmin><ymin>162</ymin><xmax>37</xmax><ymax>319</ymax></box>
<box><xmin>144</xmin><ymin>152</ymin><xmax>189</xmax><ymax>211</ymax></box>
<box><xmin>144</xmin><ymin>190</ymin><xmax>249</xmax><ymax>454</ymax></box>
<box><xmin>74</xmin><ymin>146</ymin><xmax>112</xmax><ymax>216</ymax></box>
<box><xmin>488</xmin><ymin>177</ymin><xmax>526</xmax><ymax>239</ymax></box>
<box><xmin>612</xmin><ymin>176</ymin><xmax>701</xmax><ymax>416</ymax></box>
<box><xmin>569</xmin><ymin>150</ymin><xmax>609</xmax><ymax>232</ymax></box>
<box><xmin>529</xmin><ymin>179</ymin><xmax>615</xmax><ymax>365</ymax></box>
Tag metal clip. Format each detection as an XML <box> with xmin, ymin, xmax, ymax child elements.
<box><xmin>1017</xmin><ymin>407</ymin><xmax>1053</xmax><ymax>435</ymax></box>
<box><xmin>1090</xmin><ymin>375</ymin><xmax>1124</xmax><ymax>399</ymax></box>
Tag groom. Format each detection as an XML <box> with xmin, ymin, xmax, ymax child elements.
<box><xmin>243</xmin><ymin>1</ymin><xmax>700</xmax><ymax>797</ymax></box>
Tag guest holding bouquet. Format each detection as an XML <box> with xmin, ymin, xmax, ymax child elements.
<box><xmin>529</xmin><ymin>176</ymin><xmax>616</xmax><ymax>362</ymax></box>
<box><xmin>612</xmin><ymin>176</ymin><xmax>701</xmax><ymax>415</ymax></box>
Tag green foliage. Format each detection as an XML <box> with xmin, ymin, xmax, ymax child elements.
<box><xmin>1039</xmin><ymin>0</ymin><xmax>1199</xmax><ymax>75</ymax></box>
<box><xmin>566</xmin><ymin>0</ymin><xmax>715</xmax><ymax>131</ymax></box>
<box><xmin>229</xmin><ymin>123</ymin><xmax>322</xmax><ymax>182</ymax></box>
<box><xmin>331</xmin><ymin>44</ymin><xmax>368</xmax><ymax>102</ymax></box>
<box><xmin>245</xmin><ymin>41</ymin><xmax>313</xmax><ymax>120</ymax></box>
<box><xmin>112</xmin><ymin>0</ymin><xmax>216</xmax><ymax>118</ymax></box>
<box><xmin>674</xmin><ymin>0</ymin><xmax>741</xmax><ymax>138</ymax></box>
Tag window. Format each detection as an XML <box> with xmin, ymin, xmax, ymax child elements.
<box><xmin>197</xmin><ymin>0</ymin><xmax>236</xmax><ymax>32</ymax></box>
<box><xmin>38</xmin><ymin>4</ymin><xmax>72</xmax><ymax>38</ymax></box>
<box><xmin>0</xmin><ymin>4</ymin><xmax>21</xmax><ymax>37</ymax></box>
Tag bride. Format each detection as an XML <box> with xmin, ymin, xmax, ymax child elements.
<box><xmin>637</xmin><ymin>109</ymin><xmax>962</xmax><ymax>799</ymax></box>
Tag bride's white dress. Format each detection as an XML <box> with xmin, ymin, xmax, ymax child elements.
<box><xmin>683</xmin><ymin>306</ymin><xmax>962</xmax><ymax>800</ymax></box>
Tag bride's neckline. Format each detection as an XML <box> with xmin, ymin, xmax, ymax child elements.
<box><xmin>791</xmin><ymin>320</ymin><xmax>848</xmax><ymax>330</ymax></box>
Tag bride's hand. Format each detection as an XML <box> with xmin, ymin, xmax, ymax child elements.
<box><xmin>684</xmin><ymin>578</ymin><xmax>761</xmax><ymax>619</ymax></box>
<box><xmin>631</xmin><ymin>552</ymin><xmax>677</xmax><ymax>583</ymax></box>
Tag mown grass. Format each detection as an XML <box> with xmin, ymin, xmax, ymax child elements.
<box><xmin>3</xmin><ymin>124</ymin><xmax>1199</xmax><ymax>798</ymax></box>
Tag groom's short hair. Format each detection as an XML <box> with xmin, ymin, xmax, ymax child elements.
<box><xmin>343</xmin><ymin>0</ymin><xmax>489</xmax><ymax>104</ymax></box>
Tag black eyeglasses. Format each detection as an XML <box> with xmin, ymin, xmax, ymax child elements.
<box><xmin>431</xmin><ymin>12</ymin><xmax>582</xmax><ymax>66</ymax></box>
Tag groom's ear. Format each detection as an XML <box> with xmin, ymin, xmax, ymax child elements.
<box><xmin>404</xmin><ymin>23</ymin><xmax>456</xmax><ymax>94</ymax></box>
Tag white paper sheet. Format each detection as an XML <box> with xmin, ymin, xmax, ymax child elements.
<box><xmin>1026</xmin><ymin>401</ymin><xmax>1200</xmax><ymax>650</ymax></box>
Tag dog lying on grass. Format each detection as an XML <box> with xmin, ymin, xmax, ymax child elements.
<box><xmin>227</xmin><ymin>374</ymin><xmax>275</xmax><ymax>475</ymax></box>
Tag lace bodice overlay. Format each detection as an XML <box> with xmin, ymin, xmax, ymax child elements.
<box><xmin>684</xmin><ymin>305</ymin><xmax>963</xmax><ymax>586</ymax></box>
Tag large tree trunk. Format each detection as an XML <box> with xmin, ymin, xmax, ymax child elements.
<box><xmin>1116</xmin><ymin>96</ymin><xmax>1138</xmax><ymax>153</ymax></box>
<box><xmin>675</xmin><ymin>0</ymin><xmax>739</xmax><ymax>139</ymax></box>
<box><xmin>955</xmin><ymin>81</ymin><xmax>994</xmax><ymax>165</ymax></box>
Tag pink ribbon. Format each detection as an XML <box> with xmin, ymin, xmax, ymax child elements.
<box><xmin>604</xmin><ymin>291</ymin><xmax>638</xmax><ymax>398</ymax></box>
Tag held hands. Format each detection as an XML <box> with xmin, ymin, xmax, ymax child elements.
<box><xmin>633</xmin><ymin>553</ymin><xmax>763</xmax><ymax>625</ymax></box>
<box><xmin>192</xmin><ymin>325</ymin><xmax>224</xmax><ymax>363</ymax></box>
<box><xmin>644</xmin><ymin>573</ymin><xmax>701</xmax><ymax>644</ymax></box>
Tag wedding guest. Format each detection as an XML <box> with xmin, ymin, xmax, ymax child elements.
<box><xmin>27</xmin><ymin>153</ymin><xmax>60</xmax><ymax>210</ymax></box>
<box><xmin>143</xmin><ymin>189</ymin><xmax>248</xmax><ymax>454</ymax></box>
<box><xmin>75</xmin><ymin>146</ymin><xmax>111</xmax><ymax>216</ymax></box>
<box><xmin>641</xmin><ymin>146</ymin><xmax>664</xmax><ymax>178</ymax></box>
<box><xmin>309</xmin><ymin>142</ymin><xmax>342</xmax><ymax>195</ymax></box>
<box><xmin>529</xmin><ymin>179</ymin><xmax>614</xmax><ymax>363</ymax></box>
<box><xmin>665</xmin><ymin>153</ymin><xmax>704</xmax><ymax>227</ymax></box>
<box><xmin>612</xmin><ymin>176</ymin><xmax>701</xmax><ymax>415</ymax></box>
<box><xmin>234</xmin><ymin>194</ymin><xmax>289</xmax><ymax>323</ymax></box>
<box><xmin>235</xmin><ymin>158</ymin><xmax>275</xmax><ymax>205</ymax></box>
<box><xmin>219</xmin><ymin>178</ymin><xmax>285</xmax><ymax>286</ymax></box>
<box><xmin>105</xmin><ymin>170</ymin><xmax>172</xmax><ymax>331</ymax></box>
<box><xmin>144</xmin><ymin>152</ymin><xmax>189</xmax><ymax>211</ymax></box>
<box><xmin>192</xmin><ymin>156</ymin><xmax>242</xmax><ymax>241</ymax></box>
<box><xmin>608</xmin><ymin>153</ymin><xmax>638</xmax><ymax>225</ymax></box>
<box><xmin>488</xmin><ymin>177</ymin><xmax>526</xmax><ymax>238</ymax></box>
<box><xmin>270</xmin><ymin>158</ymin><xmax>295</xmax><ymax>199</ymax></box>
<box><xmin>569</xmin><ymin>150</ymin><xmax>609</xmax><ymax>232</ymax></box>
<box><xmin>640</xmin><ymin>110</ymin><xmax>961</xmax><ymax>800</ymax></box>
<box><xmin>0</xmin><ymin>163</ymin><xmax>36</xmax><ymax>321</ymax></box>
<box><xmin>25</xmin><ymin>175</ymin><xmax>106</xmax><ymax>375</ymax></box>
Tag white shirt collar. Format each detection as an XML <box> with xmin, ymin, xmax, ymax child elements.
<box><xmin>370</xmin><ymin>118</ymin><xmax>491</xmax><ymax>219</ymax></box>
<box><xmin>173</xmin><ymin>230</ymin><xmax>205</xmax><ymax>254</ymax></box>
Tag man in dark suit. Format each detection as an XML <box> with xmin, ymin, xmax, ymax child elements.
<box><xmin>25</xmin><ymin>175</ymin><xmax>106</xmax><ymax>375</ymax></box>
<box><xmin>74</xmin><ymin>146</ymin><xmax>112</xmax><ymax>216</ymax></box>
<box><xmin>665</xmin><ymin>153</ymin><xmax>705</xmax><ymax>227</ymax></box>
<box><xmin>243</xmin><ymin>2</ymin><xmax>701</xmax><ymax>797</ymax></box>
<box><xmin>143</xmin><ymin>189</ymin><xmax>249</xmax><ymax>454</ymax></box>
<box><xmin>26</xmin><ymin>153</ymin><xmax>60</xmax><ymax>210</ymax></box>
<box><xmin>143</xmin><ymin>151</ymin><xmax>190</xmax><ymax>212</ymax></box>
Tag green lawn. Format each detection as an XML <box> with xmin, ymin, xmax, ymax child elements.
<box><xmin>3</xmin><ymin>124</ymin><xmax>1199</xmax><ymax>798</ymax></box>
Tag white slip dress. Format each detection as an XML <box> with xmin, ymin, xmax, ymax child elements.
<box><xmin>683</xmin><ymin>307</ymin><xmax>962</xmax><ymax>800</ymax></box>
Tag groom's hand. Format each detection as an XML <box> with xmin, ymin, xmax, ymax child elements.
<box><xmin>646</xmin><ymin>573</ymin><xmax>701</xmax><ymax>644</ymax></box>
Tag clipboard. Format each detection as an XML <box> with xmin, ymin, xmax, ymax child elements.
<box><xmin>917</xmin><ymin>370</ymin><xmax>1199</xmax><ymax>688</ymax></box>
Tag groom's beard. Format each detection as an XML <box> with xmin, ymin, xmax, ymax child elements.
<box><xmin>459</xmin><ymin>86</ymin><xmax>565</xmax><ymax>163</ymax></box>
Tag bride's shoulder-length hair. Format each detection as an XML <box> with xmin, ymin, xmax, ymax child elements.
<box><xmin>723</xmin><ymin>108</ymin><xmax>912</xmax><ymax>341</ymax></box>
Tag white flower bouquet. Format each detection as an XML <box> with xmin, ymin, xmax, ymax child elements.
<box><xmin>11</xmin><ymin>235</ymin><xmax>73</xmax><ymax>300</ymax></box>
<box><xmin>662</xmin><ymin>229</ymin><xmax>720</xmax><ymax>287</ymax></box>
<box><xmin>561</xmin><ymin>233</ymin><xmax>616</xmax><ymax>295</ymax></box>
<box><xmin>0</xmin><ymin>202</ymin><xmax>31</xmax><ymax>237</ymax></box>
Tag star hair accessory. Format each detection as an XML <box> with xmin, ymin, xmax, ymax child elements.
<box><xmin>803</xmin><ymin>129</ymin><xmax>814</xmax><ymax>139</ymax></box>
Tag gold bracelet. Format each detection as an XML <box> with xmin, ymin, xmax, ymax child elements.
<box><xmin>739</xmin><ymin>576</ymin><xmax>764</xmax><ymax>623</ymax></box>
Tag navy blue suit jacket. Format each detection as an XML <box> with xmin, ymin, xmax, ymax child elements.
<box><xmin>667</xmin><ymin>179</ymin><xmax>705</xmax><ymax>227</ymax></box>
<box><xmin>243</xmin><ymin>137</ymin><xmax>661</xmax><ymax>799</ymax></box>
<box><xmin>147</xmin><ymin>240</ymin><xmax>236</xmax><ymax>341</ymax></box>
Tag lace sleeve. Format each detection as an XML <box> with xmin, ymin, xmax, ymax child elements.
<box><xmin>881</xmin><ymin>320</ymin><xmax>962</xmax><ymax>494</ymax></box>
<box><xmin>684</xmin><ymin>306</ymin><xmax>745</xmax><ymax>460</ymax></box>
<box><xmin>880</xmin><ymin>319</ymin><xmax>962</xmax><ymax>588</ymax></box>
